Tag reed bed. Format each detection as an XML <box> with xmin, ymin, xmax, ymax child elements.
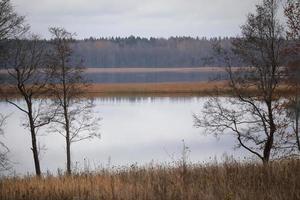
<box><xmin>1</xmin><ymin>159</ymin><xmax>299</xmax><ymax>200</ymax></box>
<box><xmin>2</xmin><ymin>81</ymin><xmax>293</xmax><ymax>99</ymax></box>
<box><xmin>0</xmin><ymin>81</ymin><xmax>229</xmax><ymax>98</ymax></box>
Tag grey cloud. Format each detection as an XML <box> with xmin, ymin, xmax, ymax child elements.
<box><xmin>11</xmin><ymin>0</ymin><xmax>273</xmax><ymax>39</ymax></box>
<box><xmin>14</xmin><ymin>0</ymin><xmax>137</xmax><ymax>18</ymax></box>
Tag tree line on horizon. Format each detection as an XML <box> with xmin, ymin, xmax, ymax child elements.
<box><xmin>3</xmin><ymin>35</ymin><xmax>296</xmax><ymax>69</ymax></box>
<box><xmin>72</xmin><ymin>36</ymin><xmax>240</xmax><ymax>68</ymax></box>
<box><xmin>1</xmin><ymin>36</ymin><xmax>242</xmax><ymax>68</ymax></box>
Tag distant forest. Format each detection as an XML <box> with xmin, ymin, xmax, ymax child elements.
<box><xmin>0</xmin><ymin>37</ymin><xmax>243</xmax><ymax>68</ymax></box>
<box><xmin>71</xmin><ymin>37</ymin><xmax>242</xmax><ymax>68</ymax></box>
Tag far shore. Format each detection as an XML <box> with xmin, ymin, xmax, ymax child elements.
<box><xmin>0</xmin><ymin>81</ymin><xmax>229</xmax><ymax>98</ymax></box>
<box><xmin>0</xmin><ymin>66</ymin><xmax>236</xmax><ymax>75</ymax></box>
<box><xmin>0</xmin><ymin>81</ymin><xmax>292</xmax><ymax>98</ymax></box>
<box><xmin>85</xmin><ymin>81</ymin><xmax>229</xmax><ymax>97</ymax></box>
<box><xmin>84</xmin><ymin>67</ymin><xmax>228</xmax><ymax>74</ymax></box>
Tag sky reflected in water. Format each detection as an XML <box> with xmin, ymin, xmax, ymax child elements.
<box><xmin>0</xmin><ymin>97</ymin><xmax>249</xmax><ymax>175</ymax></box>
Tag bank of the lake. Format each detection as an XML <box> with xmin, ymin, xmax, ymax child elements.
<box><xmin>1</xmin><ymin>81</ymin><xmax>292</xmax><ymax>98</ymax></box>
<box><xmin>1</xmin><ymin>159</ymin><xmax>299</xmax><ymax>200</ymax></box>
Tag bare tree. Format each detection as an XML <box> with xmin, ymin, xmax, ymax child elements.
<box><xmin>194</xmin><ymin>0</ymin><xmax>290</xmax><ymax>163</ymax></box>
<box><xmin>3</xmin><ymin>37</ymin><xmax>54</xmax><ymax>176</ymax></box>
<box><xmin>284</xmin><ymin>0</ymin><xmax>300</xmax><ymax>151</ymax></box>
<box><xmin>48</xmin><ymin>27</ymin><xmax>100</xmax><ymax>175</ymax></box>
<box><xmin>0</xmin><ymin>0</ymin><xmax>28</xmax><ymax>173</ymax></box>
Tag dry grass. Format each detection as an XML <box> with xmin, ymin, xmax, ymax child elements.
<box><xmin>0</xmin><ymin>81</ymin><xmax>293</xmax><ymax>98</ymax></box>
<box><xmin>1</xmin><ymin>159</ymin><xmax>299</xmax><ymax>200</ymax></box>
<box><xmin>0</xmin><ymin>81</ymin><xmax>230</xmax><ymax>98</ymax></box>
<box><xmin>86</xmin><ymin>81</ymin><xmax>230</xmax><ymax>97</ymax></box>
<box><xmin>79</xmin><ymin>82</ymin><xmax>291</xmax><ymax>98</ymax></box>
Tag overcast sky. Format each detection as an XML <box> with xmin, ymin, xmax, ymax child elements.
<box><xmin>11</xmin><ymin>0</ymin><xmax>267</xmax><ymax>39</ymax></box>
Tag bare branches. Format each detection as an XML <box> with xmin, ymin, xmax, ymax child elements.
<box><xmin>0</xmin><ymin>114</ymin><xmax>6</xmax><ymax>135</ymax></box>
<box><xmin>283</xmin><ymin>0</ymin><xmax>300</xmax><ymax>152</ymax></box>
<box><xmin>47</xmin><ymin>27</ymin><xmax>100</xmax><ymax>175</ymax></box>
<box><xmin>49</xmin><ymin>99</ymin><xmax>101</xmax><ymax>143</ymax></box>
<box><xmin>285</xmin><ymin>0</ymin><xmax>300</xmax><ymax>39</ymax></box>
<box><xmin>0</xmin><ymin>0</ymin><xmax>29</xmax><ymax>173</ymax></box>
<box><xmin>194</xmin><ymin>0</ymin><xmax>290</xmax><ymax>163</ymax></box>
<box><xmin>0</xmin><ymin>0</ymin><xmax>29</xmax><ymax>41</ymax></box>
<box><xmin>4</xmin><ymin>36</ymin><xmax>54</xmax><ymax>176</ymax></box>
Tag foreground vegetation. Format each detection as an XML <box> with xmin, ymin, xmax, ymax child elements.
<box><xmin>1</xmin><ymin>159</ymin><xmax>299</xmax><ymax>200</ymax></box>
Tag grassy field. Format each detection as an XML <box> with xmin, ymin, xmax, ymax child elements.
<box><xmin>1</xmin><ymin>159</ymin><xmax>299</xmax><ymax>200</ymax></box>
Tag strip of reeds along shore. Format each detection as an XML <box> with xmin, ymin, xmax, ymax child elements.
<box><xmin>0</xmin><ymin>81</ymin><xmax>293</xmax><ymax>98</ymax></box>
<box><xmin>0</xmin><ymin>81</ymin><xmax>229</xmax><ymax>98</ymax></box>
<box><xmin>86</xmin><ymin>81</ymin><xmax>230</xmax><ymax>97</ymax></box>
<box><xmin>1</xmin><ymin>159</ymin><xmax>299</xmax><ymax>200</ymax></box>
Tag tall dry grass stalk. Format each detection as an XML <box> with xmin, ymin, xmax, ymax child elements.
<box><xmin>0</xmin><ymin>159</ymin><xmax>299</xmax><ymax>200</ymax></box>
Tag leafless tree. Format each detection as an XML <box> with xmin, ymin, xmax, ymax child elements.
<box><xmin>194</xmin><ymin>0</ymin><xmax>290</xmax><ymax>163</ymax></box>
<box><xmin>3</xmin><ymin>36</ymin><xmax>55</xmax><ymax>176</ymax></box>
<box><xmin>0</xmin><ymin>0</ymin><xmax>28</xmax><ymax>173</ymax></box>
<box><xmin>284</xmin><ymin>0</ymin><xmax>300</xmax><ymax>151</ymax></box>
<box><xmin>48</xmin><ymin>27</ymin><xmax>100</xmax><ymax>175</ymax></box>
<box><xmin>0</xmin><ymin>0</ymin><xmax>28</xmax><ymax>40</ymax></box>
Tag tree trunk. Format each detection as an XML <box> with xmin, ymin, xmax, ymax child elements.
<box><xmin>27</xmin><ymin>103</ymin><xmax>41</xmax><ymax>176</ymax></box>
<box><xmin>295</xmin><ymin>103</ymin><xmax>300</xmax><ymax>151</ymax></box>
<box><xmin>263</xmin><ymin>102</ymin><xmax>276</xmax><ymax>164</ymax></box>
<box><xmin>64</xmin><ymin>102</ymin><xmax>71</xmax><ymax>175</ymax></box>
<box><xmin>30</xmin><ymin>128</ymin><xmax>41</xmax><ymax>176</ymax></box>
<box><xmin>66</xmin><ymin>133</ymin><xmax>71</xmax><ymax>175</ymax></box>
<box><xmin>262</xmin><ymin>135</ymin><xmax>273</xmax><ymax>164</ymax></box>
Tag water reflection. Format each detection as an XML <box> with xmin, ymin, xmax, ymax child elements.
<box><xmin>0</xmin><ymin>97</ymin><xmax>248</xmax><ymax>175</ymax></box>
<box><xmin>97</xmin><ymin>96</ymin><xmax>206</xmax><ymax>104</ymax></box>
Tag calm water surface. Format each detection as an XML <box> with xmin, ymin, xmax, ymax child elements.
<box><xmin>0</xmin><ymin>71</ymin><xmax>227</xmax><ymax>84</ymax></box>
<box><xmin>0</xmin><ymin>97</ymin><xmax>248</xmax><ymax>175</ymax></box>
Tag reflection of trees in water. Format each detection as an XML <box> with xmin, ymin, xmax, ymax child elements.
<box><xmin>96</xmin><ymin>96</ymin><xmax>202</xmax><ymax>104</ymax></box>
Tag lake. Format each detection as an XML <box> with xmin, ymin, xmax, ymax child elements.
<box><xmin>85</xmin><ymin>71</ymin><xmax>226</xmax><ymax>83</ymax></box>
<box><xmin>0</xmin><ymin>67</ymin><xmax>227</xmax><ymax>84</ymax></box>
<box><xmin>0</xmin><ymin>97</ymin><xmax>248</xmax><ymax>175</ymax></box>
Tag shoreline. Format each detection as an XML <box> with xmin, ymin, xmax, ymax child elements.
<box><xmin>1</xmin><ymin>81</ymin><xmax>291</xmax><ymax>98</ymax></box>
<box><xmin>1</xmin><ymin>159</ymin><xmax>299</xmax><ymax>199</ymax></box>
<box><xmin>0</xmin><ymin>67</ymin><xmax>228</xmax><ymax>74</ymax></box>
<box><xmin>0</xmin><ymin>81</ymin><xmax>229</xmax><ymax>98</ymax></box>
<box><xmin>85</xmin><ymin>81</ymin><xmax>229</xmax><ymax>97</ymax></box>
